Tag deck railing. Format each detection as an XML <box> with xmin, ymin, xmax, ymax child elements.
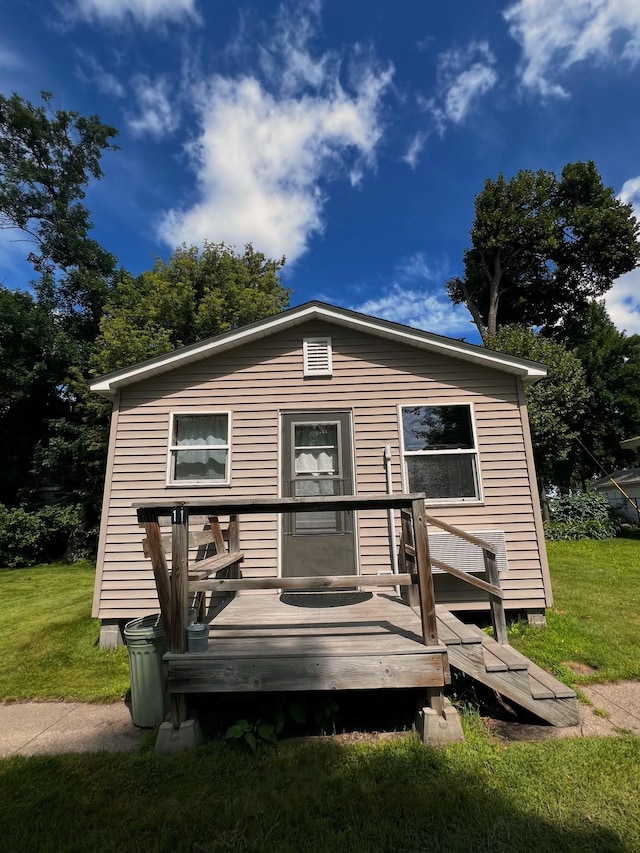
<box><xmin>137</xmin><ymin>493</ymin><xmax>507</xmax><ymax>648</ymax></box>
<box><xmin>136</xmin><ymin>493</ymin><xmax>507</xmax><ymax>730</ymax></box>
<box><xmin>399</xmin><ymin>509</ymin><xmax>507</xmax><ymax>644</ymax></box>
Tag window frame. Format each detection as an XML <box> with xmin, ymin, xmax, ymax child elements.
<box><xmin>398</xmin><ymin>402</ymin><xmax>483</xmax><ymax>506</ymax></box>
<box><xmin>166</xmin><ymin>410</ymin><xmax>232</xmax><ymax>487</ymax></box>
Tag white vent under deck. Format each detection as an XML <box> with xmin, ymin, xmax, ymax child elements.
<box><xmin>303</xmin><ymin>337</ymin><xmax>332</xmax><ymax>377</ymax></box>
<box><xmin>428</xmin><ymin>530</ymin><xmax>508</xmax><ymax>574</ymax></box>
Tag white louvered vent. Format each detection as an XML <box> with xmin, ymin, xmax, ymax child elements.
<box><xmin>303</xmin><ymin>337</ymin><xmax>332</xmax><ymax>377</ymax></box>
<box><xmin>428</xmin><ymin>531</ymin><xmax>508</xmax><ymax>574</ymax></box>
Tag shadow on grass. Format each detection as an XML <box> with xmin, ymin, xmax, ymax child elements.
<box><xmin>0</xmin><ymin>737</ymin><xmax>631</xmax><ymax>853</ymax></box>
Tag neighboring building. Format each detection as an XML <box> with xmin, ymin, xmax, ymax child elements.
<box><xmin>594</xmin><ymin>469</ymin><xmax>640</xmax><ymax>525</ymax></box>
<box><xmin>90</xmin><ymin>302</ymin><xmax>551</xmax><ymax>640</ymax></box>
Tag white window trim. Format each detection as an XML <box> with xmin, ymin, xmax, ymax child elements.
<box><xmin>303</xmin><ymin>337</ymin><xmax>333</xmax><ymax>377</ymax></box>
<box><xmin>166</xmin><ymin>410</ymin><xmax>232</xmax><ymax>487</ymax></box>
<box><xmin>397</xmin><ymin>402</ymin><xmax>483</xmax><ymax>506</ymax></box>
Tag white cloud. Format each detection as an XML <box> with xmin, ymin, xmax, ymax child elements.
<box><xmin>127</xmin><ymin>75</ymin><xmax>179</xmax><ymax>138</ymax></box>
<box><xmin>402</xmin><ymin>132</ymin><xmax>427</xmax><ymax>169</ymax></box>
<box><xmin>619</xmin><ymin>175</ymin><xmax>640</xmax><ymax>220</ymax></box>
<box><xmin>504</xmin><ymin>0</ymin><xmax>640</xmax><ymax>97</ymax></box>
<box><xmin>350</xmin><ymin>252</ymin><xmax>474</xmax><ymax>338</ymax></box>
<box><xmin>76</xmin><ymin>51</ymin><xmax>125</xmax><ymax>97</ymax></box>
<box><xmin>158</xmin><ymin>6</ymin><xmax>393</xmax><ymax>263</ymax></box>
<box><xmin>605</xmin><ymin>270</ymin><xmax>640</xmax><ymax>334</ymax></box>
<box><xmin>427</xmin><ymin>41</ymin><xmax>498</xmax><ymax>132</ymax></box>
<box><xmin>607</xmin><ymin>177</ymin><xmax>640</xmax><ymax>334</ymax></box>
<box><xmin>66</xmin><ymin>0</ymin><xmax>200</xmax><ymax>27</ymax></box>
<box><xmin>353</xmin><ymin>285</ymin><xmax>473</xmax><ymax>337</ymax></box>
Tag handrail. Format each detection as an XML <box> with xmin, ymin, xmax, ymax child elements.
<box><xmin>134</xmin><ymin>493</ymin><xmax>428</xmax><ymax>518</ymax></box>
<box><xmin>429</xmin><ymin>557</ymin><xmax>503</xmax><ymax>599</ymax></box>
<box><xmin>137</xmin><ymin>494</ymin><xmax>440</xmax><ymax>670</ymax></box>
<box><xmin>400</xmin><ymin>508</ymin><xmax>508</xmax><ymax>644</ymax></box>
<box><xmin>423</xmin><ymin>513</ymin><xmax>498</xmax><ymax>555</ymax></box>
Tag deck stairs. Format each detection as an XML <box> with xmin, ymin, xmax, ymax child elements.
<box><xmin>435</xmin><ymin>605</ymin><xmax>579</xmax><ymax>727</ymax></box>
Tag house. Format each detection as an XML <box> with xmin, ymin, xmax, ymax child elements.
<box><xmin>594</xmin><ymin>468</ymin><xmax>640</xmax><ymax>525</ymax></box>
<box><xmin>90</xmin><ymin>301</ymin><xmax>551</xmax><ymax>647</ymax></box>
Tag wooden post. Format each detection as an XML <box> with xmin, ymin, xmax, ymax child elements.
<box><xmin>411</xmin><ymin>499</ymin><xmax>438</xmax><ymax>646</ymax></box>
<box><xmin>483</xmin><ymin>549</ymin><xmax>508</xmax><ymax>645</ymax></box>
<box><xmin>228</xmin><ymin>515</ymin><xmax>240</xmax><ymax>577</ymax></box>
<box><xmin>170</xmin><ymin>505</ymin><xmax>189</xmax><ymax>654</ymax></box>
<box><xmin>140</xmin><ymin>509</ymin><xmax>172</xmax><ymax>632</ymax></box>
<box><xmin>170</xmin><ymin>505</ymin><xmax>189</xmax><ymax>730</ymax></box>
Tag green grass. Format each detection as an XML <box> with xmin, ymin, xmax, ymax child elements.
<box><xmin>1</xmin><ymin>724</ymin><xmax>639</xmax><ymax>852</ymax></box>
<box><xmin>1</xmin><ymin>548</ymin><xmax>640</xmax><ymax>851</ymax></box>
<box><xmin>509</xmin><ymin>538</ymin><xmax>640</xmax><ymax>685</ymax></box>
<box><xmin>0</xmin><ymin>562</ymin><xmax>129</xmax><ymax>702</ymax></box>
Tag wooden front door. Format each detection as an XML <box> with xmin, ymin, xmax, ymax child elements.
<box><xmin>281</xmin><ymin>411</ymin><xmax>356</xmax><ymax>578</ymax></box>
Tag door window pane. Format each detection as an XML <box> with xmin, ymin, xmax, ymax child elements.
<box><xmin>294</xmin><ymin>423</ymin><xmax>338</xmax><ymax>475</ymax></box>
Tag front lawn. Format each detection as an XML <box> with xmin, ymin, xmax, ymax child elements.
<box><xmin>0</xmin><ymin>562</ymin><xmax>129</xmax><ymax>702</ymax></box>
<box><xmin>509</xmin><ymin>538</ymin><xmax>640</xmax><ymax>685</ymax></box>
<box><xmin>0</xmin><ymin>726</ymin><xmax>638</xmax><ymax>852</ymax></box>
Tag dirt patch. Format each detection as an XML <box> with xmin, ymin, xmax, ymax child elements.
<box><xmin>563</xmin><ymin>661</ymin><xmax>597</xmax><ymax>675</ymax></box>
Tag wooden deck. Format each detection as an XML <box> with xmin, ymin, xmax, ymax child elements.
<box><xmin>164</xmin><ymin>592</ymin><xmax>450</xmax><ymax>694</ymax></box>
<box><xmin>136</xmin><ymin>496</ymin><xmax>577</xmax><ymax>751</ymax></box>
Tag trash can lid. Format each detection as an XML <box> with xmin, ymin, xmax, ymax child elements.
<box><xmin>124</xmin><ymin>613</ymin><xmax>164</xmax><ymax>639</ymax></box>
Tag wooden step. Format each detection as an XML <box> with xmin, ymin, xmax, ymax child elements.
<box><xmin>435</xmin><ymin>605</ymin><xmax>483</xmax><ymax>645</ymax></box>
<box><xmin>436</xmin><ymin>606</ymin><xmax>579</xmax><ymax>727</ymax></box>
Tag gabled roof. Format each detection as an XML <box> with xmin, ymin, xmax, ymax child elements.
<box><xmin>90</xmin><ymin>301</ymin><xmax>547</xmax><ymax>398</ymax></box>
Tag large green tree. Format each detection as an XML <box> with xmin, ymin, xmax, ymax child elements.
<box><xmin>568</xmin><ymin>301</ymin><xmax>640</xmax><ymax>481</ymax></box>
<box><xmin>485</xmin><ymin>325</ymin><xmax>590</xmax><ymax>490</ymax></box>
<box><xmin>0</xmin><ymin>91</ymin><xmax>119</xmax><ymax>337</ymax></box>
<box><xmin>94</xmin><ymin>242</ymin><xmax>290</xmax><ymax>374</ymax></box>
<box><xmin>448</xmin><ymin>161</ymin><xmax>640</xmax><ymax>342</ymax></box>
<box><xmin>0</xmin><ymin>288</ymin><xmax>71</xmax><ymax>505</ymax></box>
<box><xmin>0</xmin><ymin>91</ymin><xmax>119</xmax><ymax>534</ymax></box>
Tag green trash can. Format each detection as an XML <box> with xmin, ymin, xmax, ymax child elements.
<box><xmin>124</xmin><ymin>614</ymin><xmax>169</xmax><ymax>728</ymax></box>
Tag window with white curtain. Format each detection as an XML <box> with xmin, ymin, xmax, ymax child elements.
<box><xmin>167</xmin><ymin>412</ymin><xmax>230</xmax><ymax>485</ymax></box>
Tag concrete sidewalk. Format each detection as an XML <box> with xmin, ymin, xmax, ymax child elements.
<box><xmin>0</xmin><ymin>702</ymin><xmax>143</xmax><ymax>757</ymax></box>
<box><xmin>0</xmin><ymin>681</ymin><xmax>638</xmax><ymax>757</ymax></box>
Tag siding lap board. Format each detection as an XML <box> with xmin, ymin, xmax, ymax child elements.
<box><xmin>95</xmin><ymin>321</ymin><xmax>547</xmax><ymax>618</ymax></box>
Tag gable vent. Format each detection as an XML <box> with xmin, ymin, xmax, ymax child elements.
<box><xmin>303</xmin><ymin>337</ymin><xmax>332</xmax><ymax>377</ymax></box>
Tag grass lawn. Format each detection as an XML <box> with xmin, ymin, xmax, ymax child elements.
<box><xmin>0</xmin><ymin>725</ymin><xmax>638</xmax><ymax>852</ymax></box>
<box><xmin>1</xmin><ymin>545</ymin><xmax>639</xmax><ymax>851</ymax></box>
<box><xmin>0</xmin><ymin>562</ymin><xmax>129</xmax><ymax>702</ymax></box>
<box><xmin>509</xmin><ymin>538</ymin><xmax>640</xmax><ymax>686</ymax></box>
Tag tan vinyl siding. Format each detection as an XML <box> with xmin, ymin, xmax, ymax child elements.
<box><xmin>95</xmin><ymin>320</ymin><xmax>547</xmax><ymax>618</ymax></box>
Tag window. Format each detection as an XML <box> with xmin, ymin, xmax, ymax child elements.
<box><xmin>400</xmin><ymin>404</ymin><xmax>481</xmax><ymax>503</ymax></box>
<box><xmin>167</xmin><ymin>412</ymin><xmax>230</xmax><ymax>485</ymax></box>
<box><xmin>303</xmin><ymin>337</ymin><xmax>332</xmax><ymax>376</ymax></box>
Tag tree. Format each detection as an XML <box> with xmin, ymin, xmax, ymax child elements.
<box><xmin>0</xmin><ymin>91</ymin><xmax>119</xmax><ymax>334</ymax></box>
<box><xmin>94</xmin><ymin>242</ymin><xmax>290</xmax><ymax>374</ymax></box>
<box><xmin>0</xmin><ymin>91</ymin><xmax>120</xmax><ymax>543</ymax></box>
<box><xmin>0</xmin><ymin>287</ymin><xmax>71</xmax><ymax>504</ymax></box>
<box><xmin>569</xmin><ymin>301</ymin><xmax>640</xmax><ymax>482</ymax></box>
<box><xmin>448</xmin><ymin>161</ymin><xmax>640</xmax><ymax>341</ymax></box>
<box><xmin>485</xmin><ymin>325</ymin><xmax>590</xmax><ymax>490</ymax></box>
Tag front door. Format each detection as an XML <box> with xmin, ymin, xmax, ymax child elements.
<box><xmin>281</xmin><ymin>411</ymin><xmax>356</xmax><ymax>577</ymax></box>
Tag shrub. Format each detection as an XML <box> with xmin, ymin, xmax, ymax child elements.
<box><xmin>545</xmin><ymin>491</ymin><xmax>617</xmax><ymax>540</ymax></box>
<box><xmin>0</xmin><ymin>503</ymin><xmax>85</xmax><ymax>567</ymax></box>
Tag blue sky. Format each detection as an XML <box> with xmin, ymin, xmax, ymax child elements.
<box><xmin>3</xmin><ymin>0</ymin><xmax>640</xmax><ymax>343</ymax></box>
